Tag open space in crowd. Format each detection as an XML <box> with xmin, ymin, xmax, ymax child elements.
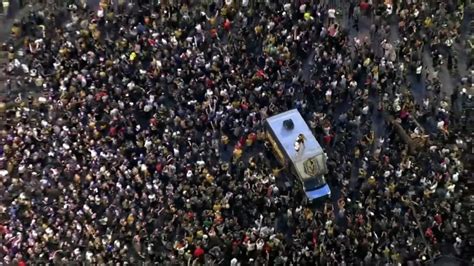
<box><xmin>0</xmin><ymin>0</ymin><xmax>473</xmax><ymax>265</ymax></box>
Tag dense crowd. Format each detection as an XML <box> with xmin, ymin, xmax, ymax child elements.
<box><xmin>0</xmin><ymin>0</ymin><xmax>471</xmax><ymax>265</ymax></box>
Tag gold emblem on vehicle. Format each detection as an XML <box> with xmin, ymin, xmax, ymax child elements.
<box><xmin>304</xmin><ymin>158</ymin><xmax>319</xmax><ymax>176</ymax></box>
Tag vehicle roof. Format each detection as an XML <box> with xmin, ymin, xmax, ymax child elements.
<box><xmin>266</xmin><ymin>109</ymin><xmax>324</xmax><ymax>163</ymax></box>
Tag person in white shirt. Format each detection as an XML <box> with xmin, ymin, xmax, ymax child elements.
<box><xmin>328</xmin><ymin>8</ymin><xmax>336</xmax><ymax>25</ymax></box>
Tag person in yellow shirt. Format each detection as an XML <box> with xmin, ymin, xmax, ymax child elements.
<box><xmin>388</xmin><ymin>182</ymin><xmax>396</xmax><ymax>194</ymax></box>
<box><xmin>127</xmin><ymin>213</ymin><xmax>135</xmax><ymax>225</ymax></box>
<box><xmin>130</xmin><ymin>52</ymin><xmax>137</xmax><ymax>61</ymax></box>
<box><xmin>213</xmin><ymin>203</ymin><xmax>222</xmax><ymax>212</ymax></box>
<box><xmin>304</xmin><ymin>12</ymin><xmax>313</xmax><ymax>21</ymax></box>
<box><xmin>424</xmin><ymin>17</ymin><xmax>433</xmax><ymax>28</ymax></box>
<box><xmin>205</xmin><ymin>173</ymin><xmax>214</xmax><ymax>184</ymax></box>
<box><xmin>368</xmin><ymin>176</ymin><xmax>377</xmax><ymax>186</ymax></box>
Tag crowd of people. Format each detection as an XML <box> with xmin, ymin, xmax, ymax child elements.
<box><xmin>0</xmin><ymin>0</ymin><xmax>471</xmax><ymax>264</ymax></box>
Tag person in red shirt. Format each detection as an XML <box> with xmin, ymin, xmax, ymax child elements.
<box><xmin>256</xmin><ymin>69</ymin><xmax>266</xmax><ymax>79</ymax></box>
<box><xmin>360</xmin><ymin>1</ymin><xmax>370</xmax><ymax>12</ymax></box>
<box><xmin>434</xmin><ymin>214</ymin><xmax>443</xmax><ymax>226</ymax></box>
<box><xmin>224</xmin><ymin>19</ymin><xmax>232</xmax><ymax>32</ymax></box>
<box><xmin>193</xmin><ymin>246</ymin><xmax>205</xmax><ymax>257</ymax></box>
<box><xmin>155</xmin><ymin>162</ymin><xmax>163</xmax><ymax>174</ymax></box>
<box><xmin>246</xmin><ymin>132</ymin><xmax>257</xmax><ymax>146</ymax></box>
<box><xmin>323</xmin><ymin>134</ymin><xmax>333</xmax><ymax>146</ymax></box>
<box><xmin>360</xmin><ymin>0</ymin><xmax>372</xmax><ymax>17</ymax></box>
<box><xmin>109</xmin><ymin>126</ymin><xmax>117</xmax><ymax>137</ymax></box>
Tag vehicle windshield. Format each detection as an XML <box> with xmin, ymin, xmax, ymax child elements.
<box><xmin>302</xmin><ymin>174</ymin><xmax>326</xmax><ymax>190</ymax></box>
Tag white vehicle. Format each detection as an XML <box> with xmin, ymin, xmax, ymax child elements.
<box><xmin>265</xmin><ymin>109</ymin><xmax>330</xmax><ymax>201</ymax></box>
